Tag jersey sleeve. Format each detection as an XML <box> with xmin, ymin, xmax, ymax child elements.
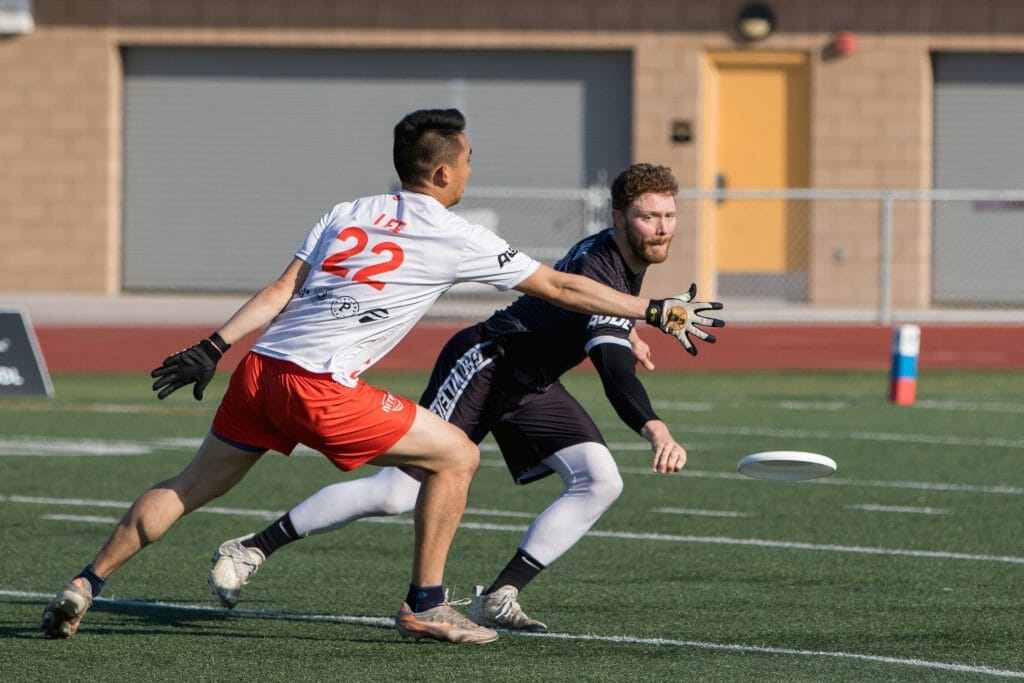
<box><xmin>294</xmin><ymin>204</ymin><xmax>342</xmax><ymax>263</ymax></box>
<box><xmin>575</xmin><ymin>249</ymin><xmax>635</xmax><ymax>344</ymax></box>
<box><xmin>455</xmin><ymin>224</ymin><xmax>541</xmax><ymax>291</ymax></box>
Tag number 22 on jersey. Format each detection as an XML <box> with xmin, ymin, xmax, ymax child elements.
<box><xmin>322</xmin><ymin>226</ymin><xmax>404</xmax><ymax>291</ymax></box>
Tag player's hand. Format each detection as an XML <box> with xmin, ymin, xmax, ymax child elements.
<box><xmin>150</xmin><ymin>333</ymin><xmax>231</xmax><ymax>400</ymax></box>
<box><xmin>630</xmin><ymin>331</ymin><xmax>655</xmax><ymax>371</ymax></box>
<box><xmin>645</xmin><ymin>283</ymin><xmax>725</xmax><ymax>356</ymax></box>
<box><xmin>642</xmin><ymin>420</ymin><xmax>687</xmax><ymax>473</ymax></box>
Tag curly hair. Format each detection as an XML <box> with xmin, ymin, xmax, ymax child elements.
<box><xmin>610</xmin><ymin>164</ymin><xmax>678</xmax><ymax>212</ymax></box>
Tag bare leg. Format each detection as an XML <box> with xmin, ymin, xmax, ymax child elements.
<box><xmin>372</xmin><ymin>405</ymin><xmax>479</xmax><ymax>587</ymax></box>
<box><xmin>92</xmin><ymin>433</ymin><xmax>263</xmax><ymax>577</ymax></box>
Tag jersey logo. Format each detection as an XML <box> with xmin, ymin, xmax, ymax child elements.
<box><xmin>497</xmin><ymin>246</ymin><xmax>520</xmax><ymax>268</ymax></box>
<box><xmin>358</xmin><ymin>308</ymin><xmax>390</xmax><ymax>324</ymax></box>
<box><xmin>587</xmin><ymin>315</ymin><xmax>632</xmax><ymax>331</ymax></box>
<box><xmin>298</xmin><ymin>286</ymin><xmax>332</xmax><ymax>302</ymax></box>
<box><xmin>330</xmin><ymin>296</ymin><xmax>360</xmax><ymax>319</ymax></box>
<box><xmin>381</xmin><ymin>392</ymin><xmax>405</xmax><ymax>413</ymax></box>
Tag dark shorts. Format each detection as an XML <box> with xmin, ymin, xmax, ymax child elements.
<box><xmin>419</xmin><ymin>324</ymin><xmax>605</xmax><ymax>484</ymax></box>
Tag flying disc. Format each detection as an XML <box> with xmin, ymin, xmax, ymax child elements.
<box><xmin>737</xmin><ymin>451</ymin><xmax>837</xmax><ymax>481</ymax></box>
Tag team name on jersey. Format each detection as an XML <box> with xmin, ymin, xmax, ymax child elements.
<box><xmin>587</xmin><ymin>315</ymin><xmax>632</xmax><ymax>331</ymax></box>
<box><xmin>429</xmin><ymin>342</ymin><xmax>494</xmax><ymax>419</ymax></box>
<box><xmin>497</xmin><ymin>246</ymin><xmax>520</xmax><ymax>268</ymax></box>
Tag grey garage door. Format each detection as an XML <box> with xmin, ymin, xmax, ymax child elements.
<box><xmin>122</xmin><ymin>47</ymin><xmax>631</xmax><ymax>292</ymax></box>
<box><xmin>933</xmin><ymin>53</ymin><xmax>1024</xmax><ymax>306</ymax></box>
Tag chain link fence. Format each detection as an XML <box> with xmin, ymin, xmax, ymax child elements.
<box><xmin>433</xmin><ymin>186</ymin><xmax>1024</xmax><ymax>323</ymax></box>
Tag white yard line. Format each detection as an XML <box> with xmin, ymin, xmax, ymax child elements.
<box><xmin>914</xmin><ymin>399</ymin><xmax>1024</xmax><ymax>414</ymax></box>
<box><xmin>651</xmin><ymin>397</ymin><xmax>1024</xmax><ymax>413</ymax></box>
<box><xmin>846</xmin><ymin>504</ymin><xmax>949</xmax><ymax>515</ymax></box>
<box><xmin>8</xmin><ymin>397</ymin><xmax>1024</xmax><ymax>414</ymax></box>
<box><xmin>41</xmin><ymin>513</ymin><xmax>122</xmax><ymax>524</ymax></box>
<box><xmin>651</xmin><ymin>507</ymin><xmax>750</xmax><ymax>518</ymax></box>
<box><xmin>675</xmin><ymin>424</ymin><xmax>1024</xmax><ymax>450</ymax></box>
<box><xmin>10</xmin><ymin>493</ymin><xmax>1023</xmax><ymax>565</ymax></box>
<box><xmin>3</xmin><ymin>589</ymin><xmax>1020</xmax><ymax>679</ymax></box>
<box><xmin>2</xmin><ymin>434</ymin><xmax>1022</xmax><ymax>496</ymax></box>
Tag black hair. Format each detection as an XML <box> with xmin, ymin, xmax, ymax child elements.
<box><xmin>393</xmin><ymin>108</ymin><xmax>467</xmax><ymax>184</ymax></box>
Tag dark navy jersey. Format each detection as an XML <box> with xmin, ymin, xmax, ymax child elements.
<box><xmin>480</xmin><ymin>228</ymin><xmax>643</xmax><ymax>389</ymax></box>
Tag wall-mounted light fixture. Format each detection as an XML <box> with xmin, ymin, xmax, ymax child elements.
<box><xmin>736</xmin><ymin>2</ymin><xmax>775</xmax><ymax>42</ymax></box>
<box><xmin>831</xmin><ymin>30</ymin><xmax>858</xmax><ymax>56</ymax></box>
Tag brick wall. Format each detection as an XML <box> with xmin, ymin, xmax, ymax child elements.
<box><xmin>3</xmin><ymin>0</ymin><xmax>1024</xmax><ymax>304</ymax></box>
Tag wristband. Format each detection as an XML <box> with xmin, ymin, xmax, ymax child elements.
<box><xmin>208</xmin><ymin>332</ymin><xmax>232</xmax><ymax>355</ymax></box>
<box><xmin>644</xmin><ymin>300</ymin><xmax>663</xmax><ymax>326</ymax></box>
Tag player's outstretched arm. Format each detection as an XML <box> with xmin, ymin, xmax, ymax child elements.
<box><xmin>151</xmin><ymin>258</ymin><xmax>311</xmax><ymax>400</ymax></box>
<box><xmin>514</xmin><ymin>264</ymin><xmax>649</xmax><ymax>319</ymax></box>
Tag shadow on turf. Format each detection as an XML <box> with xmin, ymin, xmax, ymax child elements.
<box><xmin>3</xmin><ymin>596</ymin><xmax>399</xmax><ymax>643</ymax></box>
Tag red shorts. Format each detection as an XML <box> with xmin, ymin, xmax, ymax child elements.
<box><xmin>211</xmin><ymin>352</ymin><xmax>417</xmax><ymax>471</ymax></box>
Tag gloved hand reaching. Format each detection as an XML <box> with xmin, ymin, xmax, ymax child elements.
<box><xmin>645</xmin><ymin>283</ymin><xmax>725</xmax><ymax>356</ymax></box>
<box><xmin>150</xmin><ymin>332</ymin><xmax>231</xmax><ymax>400</ymax></box>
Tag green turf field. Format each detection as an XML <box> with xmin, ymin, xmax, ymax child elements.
<box><xmin>2</xmin><ymin>369</ymin><xmax>1023</xmax><ymax>681</ymax></box>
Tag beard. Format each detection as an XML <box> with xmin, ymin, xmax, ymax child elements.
<box><xmin>627</xmin><ymin>231</ymin><xmax>671</xmax><ymax>265</ymax></box>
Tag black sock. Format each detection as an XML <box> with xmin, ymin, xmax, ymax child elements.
<box><xmin>75</xmin><ymin>564</ymin><xmax>106</xmax><ymax>597</ymax></box>
<box><xmin>242</xmin><ymin>513</ymin><xmax>299</xmax><ymax>558</ymax></box>
<box><xmin>486</xmin><ymin>548</ymin><xmax>546</xmax><ymax>594</ymax></box>
<box><xmin>405</xmin><ymin>583</ymin><xmax>445</xmax><ymax>613</ymax></box>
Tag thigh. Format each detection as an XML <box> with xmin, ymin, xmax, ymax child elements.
<box><xmin>172</xmin><ymin>432</ymin><xmax>265</xmax><ymax>512</ymax></box>
<box><xmin>419</xmin><ymin>324</ymin><xmax>511</xmax><ymax>444</ymax></box>
<box><xmin>372</xmin><ymin>403</ymin><xmax>477</xmax><ymax>473</ymax></box>
<box><xmin>493</xmin><ymin>383</ymin><xmax>606</xmax><ymax>484</ymax></box>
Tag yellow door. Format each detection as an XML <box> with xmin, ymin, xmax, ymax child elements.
<box><xmin>704</xmin><ymin>52</ymin><xmax>809</xmax><ymax>288</ymax></box>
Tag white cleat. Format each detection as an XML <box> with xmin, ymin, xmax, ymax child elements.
<box><xmin>41</xmin><ymin>577</ymin><xmax>93</xmax><ymax>639</ymax></box>
<box><xmin>209</xmin><ymin>534</ymin><xmax>265</xmax><ymax>608</ymax></box>
<box><xmin>469</xmin><ymin>584</ymin><xmax>548</xmax><ymax>633</ymax></box>
<box><xmin>395</xmin><ymin>602</ymin><xmax>499</xmax><ymax>644</ymax></box>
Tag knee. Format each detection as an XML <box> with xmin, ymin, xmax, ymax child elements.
<box><xmin>556</xmin><ymin>443</ymin><xmax>623</xmax><ymax>505</ymax></box>
<box><xmin>453</xmin><ymin>439</ymin><xmax>480</xmax><ymax>476</ymax></box>
<box><xmin>588</xmin><ymin>468</ymin><xmax>624</xmax><ymax>506</ymax></box>
<box><xmin>426</xmin><ymin>431</ymin><xmax>479</xmax><ymax>479</ymax></box>
<box><xmin>376</xmin><ymin>474</ymin><xmax>421</xmax><ymax>516</ymax></box>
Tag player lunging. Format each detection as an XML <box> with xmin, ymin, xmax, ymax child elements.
<box><xmin>206</xmin><ymin>163</ymin><xmax>724</xmax><ymax>632</ymax></box>
<box><xmin>41</xmin><ymin>114</ymin><xmax>716</xmax><ymax>644</ymax></box>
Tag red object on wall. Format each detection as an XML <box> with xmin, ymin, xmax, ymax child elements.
<box><xmin>832</xmin><ymin>30</ymin><xmax>858</xmax><ymax>56</ymax></box>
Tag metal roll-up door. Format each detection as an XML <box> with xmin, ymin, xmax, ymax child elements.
<box><xmin>933</xmin><ymin>53</ymin><xmax>1024</xmax><ymax>306</ymax></box>
<box><xmin>122</xmin><ymin>47</ymin><xmax>631</xmax><ymax>292</ymax></box>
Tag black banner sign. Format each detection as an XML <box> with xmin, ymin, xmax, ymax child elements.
<box><xmin>0</xmin><ymin>309</ymin><xmax>54</xmax><ymax>397</ymax></box>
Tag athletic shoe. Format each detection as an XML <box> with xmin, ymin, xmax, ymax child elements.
<box><xmin>208</xmin><ymin>534</ymin><xmax>265</xmax><ymax>608</ymax></box>
<box><xmin>41</xmin><ymin>577</ymin><xmax>93</xmax><ymax>639</ymax></box>
<box><xmin>395</xmin><ymin>602</ymin><xmax>499</xmax><ymax>644</ymax></box>
<box><xmin>469</xmin><ymin>584</ymin><xmax>548</xmax><ymax>633</ymax></box>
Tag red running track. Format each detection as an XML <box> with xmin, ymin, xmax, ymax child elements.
<box><xmin>33</xmin><ymin>323</ymin><xmax>1024</xmax><ymax>372</ymax></box>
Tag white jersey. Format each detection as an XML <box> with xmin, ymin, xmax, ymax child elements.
<box><xmin>253</xmin><ymin>190</ymin><xmax>540</xmax><ymax>386</ymax></box>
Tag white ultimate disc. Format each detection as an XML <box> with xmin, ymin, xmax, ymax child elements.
<box><xmin>737</xmin><ymin>451</ymin><xmax>837</xmax><ymax>481</ymax></box>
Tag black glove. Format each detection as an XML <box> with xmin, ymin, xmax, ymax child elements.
<box><xmin>645</xmin><ymin>283</ymin><xmax>725</xmax><ymax>356</ymax></box>
<box><xmin>151</xmin><ymin>332</ymin><xmax>231</xmax><ymax>400</ymax></box>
